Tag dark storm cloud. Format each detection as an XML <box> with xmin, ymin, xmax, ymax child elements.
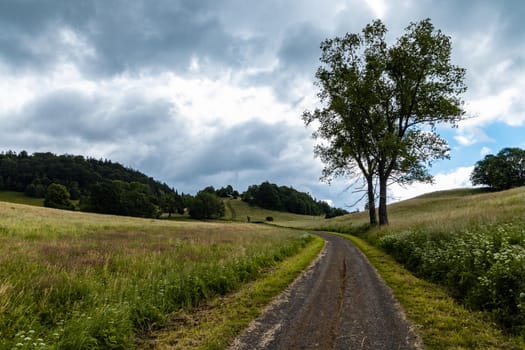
<box><xmin>8</xmin><ymin>89</ymin><xmax>174</xmax><ymax>145</ymax></box>
<box><xmin>172</xmin><ymin>120</ymin><xmax>298</xmax><ymax>180</ymax></box>
<box><xmin>0</xmin><ymin>0</ymin><xmax>256</xmax><ymax>76</ymax></box>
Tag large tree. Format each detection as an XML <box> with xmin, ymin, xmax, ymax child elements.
<box><xmin>471</xmin><ymin>147</ymin><xmax>525</xmax><ymax>191</ymax></box>
<box><xmin>303</xmin><ymin>19</ymin><xmax>466</xmax><ymax>225</ymax></box>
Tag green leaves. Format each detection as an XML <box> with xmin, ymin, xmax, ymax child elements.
<box><xmin>304</xmin><ymin>18</ymin><xmax>467</xmax><ymax>224</ymax></box>
<box><xmin>471</xmin><ymin>147</ymin><xmax>525</xmax><ymax>191</ymax></box>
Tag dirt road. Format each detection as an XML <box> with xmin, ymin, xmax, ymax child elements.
<box><xmin>229</xmin><ymin>232</ymin><xmax>421</xmax><ymax>350</ymax></box>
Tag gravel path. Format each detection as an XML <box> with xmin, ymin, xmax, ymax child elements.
<box><xmin>228</xmin><ymin>232</ymin><xmax>421</xmax><ymax>350</ymax></box>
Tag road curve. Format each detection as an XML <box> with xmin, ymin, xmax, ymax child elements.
<box><xmin>228</xmin><ymin>232</ymin><xmax>421</xmax><ymax>350</ymax></box>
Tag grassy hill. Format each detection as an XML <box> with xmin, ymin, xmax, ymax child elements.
<box><xmin>2</xmin><ymin>187</ymin><xmax>524</xmax><ymax>348</ymax></box>
<box><xmin>223</xmin><ymin>197</ymin><xmax>326</xmax><ymax>224</ymax></box>
<box><xmin>300</xmin><ymin>187</ymin><xmax>524</xmax><ymax>235</ymax></box>
<box><xmin>0</xmin><ymin>190</ymin><xmax>45</xmax><ymax>206</ymax></box>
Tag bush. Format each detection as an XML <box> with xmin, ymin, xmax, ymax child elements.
<box><xmin>44</xmin><ymin>183</ymin><xmax>75</xmax><ymax>210</ymax></box>
<box><xmin>266</xmin><ymin>216</ymin><xmax>274</xmax><ymax>222</ymax></box>
<box><xmin>379</xmin><ymin>225</ymin><xmax>525</xmax><ymax>335</ymax></box>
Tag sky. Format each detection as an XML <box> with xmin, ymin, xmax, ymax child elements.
<box><xmin>1</xmin><ymin>0</ymin><xmax>524</xmax><ymax>209</ymax></box>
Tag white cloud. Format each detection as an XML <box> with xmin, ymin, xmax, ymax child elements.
<box><xmin>480</xmin><ymin>146</ymin><xmax>492</xmax><ymax>156</ymax></box>
<box><xmin>389</xmin><ymin>166</ymin><xmax>474</xmax><ymax>202</ymax></box>
<box><xmin>365</xmin><ymin>0</ymin><xmax>388</xmax><ymax>18</ymax></box>
<box><xmin>454</xmin><ymin>125</ymin><xmax>493</xmax><ymax>146</ymax></box>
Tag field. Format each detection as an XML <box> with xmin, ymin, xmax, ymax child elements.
<box><xmin>2</xmin><ymin>188</ymin><xmax>524</xmax><ymax>348</ymax></box>
<box><xmin>0</xmin><ymin>201</ymin><xmax>317</xmax><ymax>349</ymax></box>
<box><xmin>313</xmin><ymin>187</ymin><xmax>525</xmax><ymax>341</ymax></box>
<box><xmin>223</xmin><ymin>198</ymin><xmax>326</xmax><ymax>224</ymax></box>
<box><xmin>0</xmin><ymin>191</ymin><xmax>44</xmax><ymax>207</ymax></box>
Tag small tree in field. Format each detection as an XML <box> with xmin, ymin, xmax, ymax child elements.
<box><xmin>303</xmin><ymin>19</ymin><xmax>466</xmax><ymax>225</ymax></box>
<box><xmin>44</xmin><ymin>183</ymin><xmax>75</xmax><ymax>210</ymax></box>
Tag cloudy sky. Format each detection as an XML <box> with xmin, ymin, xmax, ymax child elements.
<box><xmin>1</xmin><ymin>0</ymin><xmax>524</xmax><ymax>209</ymax></box>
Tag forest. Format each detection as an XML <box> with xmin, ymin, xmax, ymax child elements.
<box><xmin>0</xmin><ymin>151</ymin><xmax>347</xmax><ymax>219</ymax></box>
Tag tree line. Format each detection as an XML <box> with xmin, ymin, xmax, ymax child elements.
<box><xmin>0</xmin><ymin>150</ymin><xmax>180</xmax><ymax>218</ymax></box>
<box><xmin>0</xmin><ymin>151</ymin><xmax>347</xmax><ymax>220</ymax></box>
<box><xmin>241</xmin><ymin>181</ymin><xmax>348</xmax><ymax>218</ymax></box>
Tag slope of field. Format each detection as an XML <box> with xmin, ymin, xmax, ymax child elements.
<box><xmin>0</xmin><ymin>201</ymin><xmax>316</xmax><ymax>349</ymax></box>
<box><xmin>223</xmin><ymin>198</ymin><xmax>326</xmax><ymax>224</ymax></box>
<box><xmin>0</xmin><ymin>190</ymin><xmax>44</xmax><ymax>207</ymax></box>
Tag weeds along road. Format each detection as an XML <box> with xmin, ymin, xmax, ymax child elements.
<box><xmin>229</xmin><ymin>232</ymin><xmax>421</xmax><ymax>350</ymax></box>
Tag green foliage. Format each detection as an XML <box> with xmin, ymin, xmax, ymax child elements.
<box><xmin>188</xmin><ymin>191</ymin><xmax>225</xmax><ymax>219</ymax></box>
<box><xmin>471</xmin><ymin>147</ymin><xmax>525</xmax><ymax>191</ymax></box>
<box><xmin>303</xmin><ymin>18</ymin><xmax>466</xmax><ymax>225</ymax></box>
<box><xmin>242</xmin><ymin>181</ymin><xmax>348</xmax><ymax>217</ymax></box>
<box><xmin>0</xmin><ymin>150</ymin><xmax>177</xmax><ymax>217</ymax></box>
<box><xmin>160</xmin><ymin>192</ymin><xmax>184</xmax><ymax>216</ymax></box>
<box><xmin>216</xmin><ymin>184</ymin><xmax>239</xmax><ymax>198</ymax></box>
<box><xmin>83</xmin><ymin>180</ymin><xmax>158</xmax><ymax>218</ymax></box>
<box><xmin>379</xmin><ymin>224</ymin><xmax>525</xmax><ymax>336</ymax></box>
<box><xmin>44</xmin><ymin>183</ymin><xmax>75</xmax><ymax>210</ymax></box>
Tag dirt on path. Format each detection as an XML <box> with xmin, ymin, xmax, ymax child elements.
<box><xmin>228</xmin><ymin>232</ymin><xmax>421</xmax><ymax>350</ymax></box>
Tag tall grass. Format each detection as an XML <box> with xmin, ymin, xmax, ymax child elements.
<box><xmin>0</xmin><ymin>202</ymin><xmax>312</xmax><ymax>349</ymax></box>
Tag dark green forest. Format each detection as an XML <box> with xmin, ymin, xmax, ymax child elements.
<box><xmin>0</xmin><ymin>151</ymin><xmax>347</xmax><ymax>219</ymax></box>
<box><xmin>242</xmin><ymin>181</ymin><xmax>348</xmax><ymax>218</ymax></box>
<box><xmin>0</xmin><ymin>150</ymin><xmax>181</xmax><ymax>217</ymax></box>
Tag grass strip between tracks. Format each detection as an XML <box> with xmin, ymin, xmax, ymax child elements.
<box><xmin>339</xmin><ymin>233</ymin><xmax>525</xmax><ymax>350</ymax></box>
<box><xmin>141</xmin><ymin>234</ymin><xmax>325</xmax><ymax>350</ymax></box>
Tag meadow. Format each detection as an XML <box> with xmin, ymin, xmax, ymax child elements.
<box><xmin>0</xmin><ymin>201</ymin><xmax>315</xmax><ymax>349</ymax></box>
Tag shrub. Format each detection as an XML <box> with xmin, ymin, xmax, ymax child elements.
<box><xmin>44</xmin><ymin>183</ymin><xmax>75</xmax><ymax>210</ymax></box>
<box><xmin>379</xmin><ymin>225</ymin><xmax>525</xmax><ymax>335</ymax></box>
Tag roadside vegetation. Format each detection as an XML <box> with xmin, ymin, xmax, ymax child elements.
<box><xmin>311</xmin><ymin>187</ymin><xmax>525</xmax><ymax>346</ymax></box>
<box><xmin>343</xmin><ymin>234</ymin><xmax>524</xmax><ymax>349</ymax></box>
<box><xmin>0</xmin><ymin>201</ymin><xmax>315</xmax><ymax>349</ymax></box>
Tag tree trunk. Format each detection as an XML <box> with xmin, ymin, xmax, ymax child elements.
<box><xmin>378</xmin><ymin>176</ymin><xmax>388</xmax><ymax>225</ymax></box>
<box><xmin>366</xmin><ymin>176</ymin><xmax>377</xmax><ymax>225</ymax></box>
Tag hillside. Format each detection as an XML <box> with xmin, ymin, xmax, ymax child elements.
<box><xmin>0</xmin><ymin>151</ymin><xmax>174</xmax><ymax>198</ymax></box>
<box><xmin>223</xmin><ymin>197</ymin><xmax>327</xmax><ymax>224</ymax></box>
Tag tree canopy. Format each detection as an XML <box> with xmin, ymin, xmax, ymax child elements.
<box><xmin>188</xmin><ymin>191</ymin><xmax>225</xmax><ymax>220</ymax></box>
<box><xmin>471</xmin><ymin>147</ymin><xmax>525</xmax><ymax>191</ymax></box>
<box><xmin>44</xmin><ymin>183</ymin><xmax>75</xmax><ymax>211</ymax></box>
<box><xmin>303</xmin><ymin>19</ymin><xmax>466</xmax><ymax>225</ymax></box>
<box><xmin>0</xmin><ymin>150</ymin><xmax>177</xmax><ymax>218</ymax></box>
<box><xmin>242</xmin><ymin>181</ymin><xmax>348</xmax><ymax>217</ymax></box>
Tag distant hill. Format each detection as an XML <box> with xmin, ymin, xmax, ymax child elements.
<box><xmin>0</xmin><ymin>150</ymin><xmax>178</xmax><ymax>217</ymax></box>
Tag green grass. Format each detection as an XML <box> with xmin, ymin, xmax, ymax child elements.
<box><xmin>144</xmin><ymin>235</ymin><xmax>325</xmax><ymax>349</ymax></box>
<box><xmin>0</xmin><ymin>201</ymin><xmax>316</xmax><ymax>349</ymax></box>
<box><xmin>223</xmin><ymin>198</ymin><xmax>326</xmax><ymax>225</ymax></box>
<box><xmin>0</xmin><ymin>191</ymin><xmax>44</xmax><ymax>206</ymax></box>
